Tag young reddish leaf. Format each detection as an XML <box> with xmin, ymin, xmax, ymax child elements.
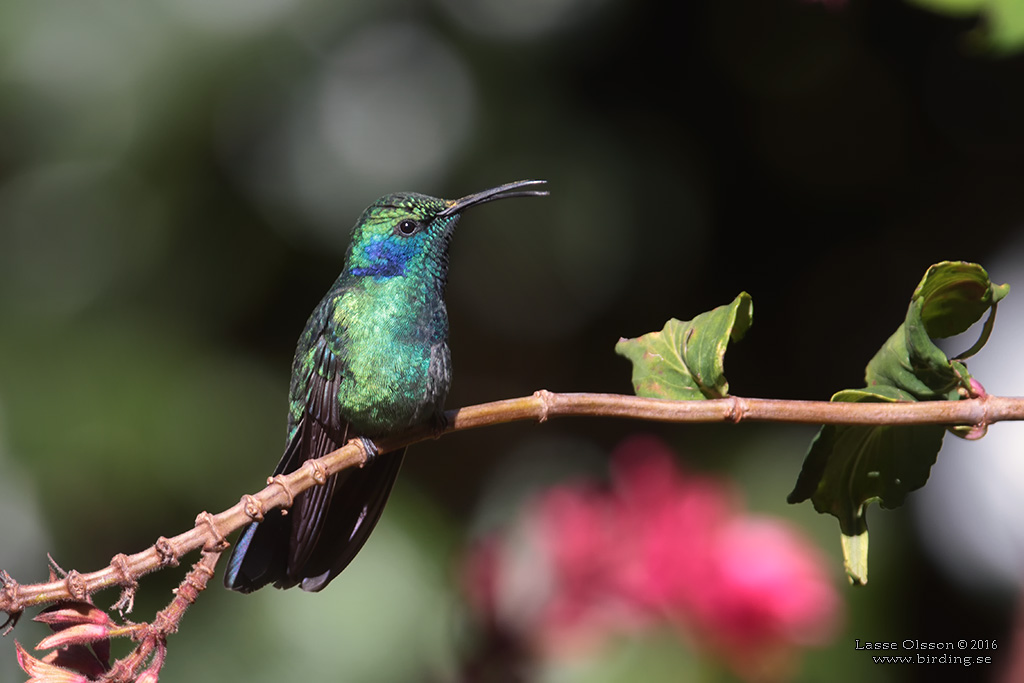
<box><xmin>15</xmin><ymin>641</ymin><xmax>91</xmax><ymax>683</ymax></box>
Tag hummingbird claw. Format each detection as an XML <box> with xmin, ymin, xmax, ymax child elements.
<box><xmin>431</xmin><ymin>411</ymin><xmax>450</xmax><ymax>439</ymax></box>
<box><xmin>358</xmin><ymin>437</ymin><xmax>380</xmax><ymax>465</ymax></box>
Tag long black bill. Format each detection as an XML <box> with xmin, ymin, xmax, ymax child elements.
<box><xmin>436</xmin><ymin>179</ymin><xmax>548</xmax><ymax>217</ymax></box>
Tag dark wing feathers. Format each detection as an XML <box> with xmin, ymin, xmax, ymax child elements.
<box><xmin>288</xmin><ymin>416</ymin><xmax>343</xmax><ymax>572</ymax></box>
<box><xmin>286</xmin><ymin>336</ymin><xmax>345</xmax><ymax>575</ymax></box>
<box><xmin>225</xmin><ymin>324</ymin><xmax>407</xmax><ymax>593</ymax></box>
<box><xmin>297</xmin><ymin>448</ymin><xmax>406</xmax><ymax>592</ymax></box>
<box><xmin>223</xmin><ymin>419</ymin><xmax>309</xmax><ymax>592</ymax></box>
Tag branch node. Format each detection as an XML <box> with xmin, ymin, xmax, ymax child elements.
<box><xmin>187</xmin><ymin>564</ymin><xmax>216</xmax><ymax>590</ymax></box>
<box><xmin>241</xmin><ymin>494</ymin><xmax>265</xmax><ymax>522</ymax></box>
<box><xmin>727</xmin><ymin>396</ymin><xmax>746</xmax><ymax>424</ymax></box>
<box><xmin>195</xmin><ymin>511</ymin><xmax>229</xmax><ymax>552</ymax></box>
<box><xmin>0</xmin><ymin>570</ymin><xmax>22</xmax><ymax>635</ymax></box>
<box><xmin>533</xmin><ymin>389</ymin><xmax>554</xmax><ymax>423</ymax></box>
<box><xmin>306</xmin><ymin>458</ymin><xmax>329</xmax><ymax>486</ymax></box>
<box><xmin>63</xmin><ymin>570</ymin><xmax>88</xmax><ymax>601</ymax></box>
<box><xmin>268</xmin><ymin>474</ymin><xmax>296</xmax><ymax>510</ymax></box>
<box><xmin>110</xmin><ymin>553</ymin><xmax>138</xmax><ymax>616</ymax></box>
<box><xmin>111</xmin><ymin>553</ymin><xmax>136</xmax><ymax>584</ymax></box>
<box><xmin>154</xmin><ymin>537</ymin><xmax>180</xmax><ymax>568</ymax></box>
<box><xmin>195</xmin><ymin>560</ymin><xmax>217</xmax><ymax>582</ymax></box>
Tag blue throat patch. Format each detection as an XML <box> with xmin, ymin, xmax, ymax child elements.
<box><xmin>350</xmin><ymin>239</ymin><xmax>412</xmax><ymax>278</ymax></box>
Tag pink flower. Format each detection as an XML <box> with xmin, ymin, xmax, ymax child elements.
<box><xmin>530</xmin><ymin>485</ymin><xmax>639</xmax><ymax>651</ymax></box>
<box><xmin>462</xmin><ymin>435</ymin><xmax>843</xmax><ymax>679</ymax></box>
<box><xmin>686</xmin><ymin>517</ymin><xmax>841</xmax><ymax>678</ymax></box>
<box><xmin>14</xmin><ymin>601</ymin><xmax>114</xmax><ymax>682</ymax></box>
<box><xmin>608</xmin><ymin>436</ymin><xmax>735</xmax><ymax>614</ymax></box>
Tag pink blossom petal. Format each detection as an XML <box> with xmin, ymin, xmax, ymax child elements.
<box><xmin>461</xmin><ymin>434</ymin><xmax>843</xmax><ymax>673</ymax></box>
<box><xmin>707</xmin><ymin>518</ymin><xmax>841</xmax><ymax>647</ymax></box>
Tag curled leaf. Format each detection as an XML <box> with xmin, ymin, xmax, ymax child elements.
<box><xmin>789</xmin><ymin>261</ymin><xmax>1007</xmax><ymax>584</ymax></box>
<box><xmin>616</xmin><ymin>292</ymin><xmax>752</xmax><ymax>400</ymax></box>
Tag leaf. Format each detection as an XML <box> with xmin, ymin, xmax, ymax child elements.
<box><xmin>789</xmin><ymin>262</ymin><xmax>1007</xmax><ymax>584</ymax></box>
<box><xmin>615</xmin><ymin>293</ymin><xmax>752</xmax><ymax>400</ymax></box>
<box><xmin>788</xmin><ymin>391</ymin><xmax>946</xmax><ymax>584</ymax></box>
<box><xmin>907</xmin><ymin>0</ymin><xmax>1024</xmax><ymax>54</ymax></box>
<box><xmin>864</xmin><ymin>262</ymin><xmax>1006</xmax><ymax>400</ymax></box>
<box><xmin>841</xmin><ymin>532</ymin><xmax>870</xmax><ymax>587</ymax></box>
<box><xmin>912</xmin><ymin>261</ymin><xmax>1008</xmax><ymax>336</ymax></box>
<box><xmin>983</xmin><ymin>1</ymin><xmax>1024</xmax><ymax>54</ymax></box>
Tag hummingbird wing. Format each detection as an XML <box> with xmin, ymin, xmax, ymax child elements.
<box><xmin>293</xmin><ymin>446</ymin><xmax>405</xmax><ymax>592</ymax></box>
<box><xmin>221</xmin><ymin>411</ymin><xmax>333</xmax><ymax>592</ymax></box>
<box><xmin>285</xmin><ymin>331</ymin><xmax>409</xmax><ymax>591</ymax></box>
<box><xmin>224</xmin><ymin>328</ymin><xmax>406</xmax><ymax>593</ymax></box>
<box><xmin>286</xmin><ymin>411</ymin><xmax>344</xmax><ymax>573</ymax></box>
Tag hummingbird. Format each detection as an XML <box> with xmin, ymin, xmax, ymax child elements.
<box><xmin>224</xmin><ymin>179</ymin><xmax>548</xmax><ymax>593</ymax></box>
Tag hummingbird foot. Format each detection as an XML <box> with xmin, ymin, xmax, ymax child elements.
<box><xmin>358</xmin><ymin>436</ymin><xmax>380</xmax><ymax>464</ymax></box>
<box><xmin>430</xmin><ymin>411</ymin><xmax>449</xmax><ymax>439</ymax></box>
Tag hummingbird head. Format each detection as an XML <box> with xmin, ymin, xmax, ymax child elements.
<box><xmin>345</xmin><ymin>179</ymin><xmax>547</xmax><ymax>280</ymax></box>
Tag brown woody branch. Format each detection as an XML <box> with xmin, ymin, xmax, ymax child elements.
<box><xmin>105</xmin><ymin>551</ymin><xmax>219</xmax><ymax>682</ymax></box>
<box><xmin>3</xmin><ymin>390</ymin><xmax>1023</xmax><ymax>617</ymax></box>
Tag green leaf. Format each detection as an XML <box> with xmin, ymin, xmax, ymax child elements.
<box><xmin>841</xmin><ymin>532</ymin><xmax>870</xmax><ymax>587</ymax></box>
<box><xmin>908</xmin><ymin>0</ymin><xmax>1024</xmax><ymax>54</ymax></box>
<box><xmin>789</xmin><ymin>261</ymin><xmax>1007</xmax><ymax>584</ymax></box>
<box><xmin>984</xmin><ymin>1</ymin><xmax>1024</xmax><ymax>54</ymax></box>
<box><xmin>864</xmin><ymin>262</ymin><xmax>1006</xmax><ymax>400</ymax></box>
<box><xmin>615</xmin><ymin>293</ymin><xmax>752</xmax><ymax>400</ymax></box>
<box><xmin>788</xmin><ymin>391</ymin><xmax>946</xmax><ymax>583</ymax></box>
<box><xmin>913</xmin><ymin>261</ymin><xmax>1007</xmax><ymax>337</ymax></box>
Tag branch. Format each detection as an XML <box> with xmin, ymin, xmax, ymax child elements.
<box><xmin>104</xmin><ymin>551</ymin><xmax>218</xmax><ymax>682</ymax></box>
<box><xmin>13</xmin><ymin>552</ymin><xmax>220</xmax><ymax>682</ymax></box>
<box><xmin>3</xmin><ymin>390</ymin><xmax>1022</xmax><ymax>616</ymax></box>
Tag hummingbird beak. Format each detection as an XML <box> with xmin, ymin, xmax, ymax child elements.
<box><xmin>436</xmin><ymin>179</ymin><xmax>548</xmax><ymax>217</ymax></box>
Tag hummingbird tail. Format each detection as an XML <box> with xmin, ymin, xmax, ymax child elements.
<box><xmin>223</xmin><ymin>431</ymin><xmax>406</xmax><ymax>593</ymax></box>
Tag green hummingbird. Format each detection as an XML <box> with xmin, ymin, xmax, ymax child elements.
<box><xmin>224</xmin><ymin>179</ymin><xmax>548</xmax><ymax>593</ymax></box>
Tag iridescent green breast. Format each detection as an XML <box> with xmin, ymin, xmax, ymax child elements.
<box><xmin>288</xmin><ymin>274</ymin><xmax>450</xmax><ymax>440</ymax></box>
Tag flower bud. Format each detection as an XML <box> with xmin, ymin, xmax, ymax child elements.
<box><xmin>34</xmin><ymin>602</ymin><xmax>111</xmax><ymax>628</ymax></box>
<box><xmin>37</xmin><ymin>624</ymin><xmax>111</xmax><ymax>651</ymax></box>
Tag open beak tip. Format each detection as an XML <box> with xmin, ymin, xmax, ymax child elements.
<box><xmin>439</xmin><ymin>179</ymin><xmax>550</xmax><ymax>216</ymax></box>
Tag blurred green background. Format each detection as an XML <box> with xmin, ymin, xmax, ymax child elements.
<box><xmin>1</xmin><ymin>0</ymin><xmax>1023</xmax><ymax>681</ymax></box>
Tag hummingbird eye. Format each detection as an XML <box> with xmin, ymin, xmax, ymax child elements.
<box><xmin>396</xmin><ymin>219</ymin><xmax>421</xmax><ymax>236</ymax></box>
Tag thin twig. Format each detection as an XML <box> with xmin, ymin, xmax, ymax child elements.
<box><xmin>2</xmin><ymin>390</ymin><xmax>1023</xmax><ymax>615</ymax></box>
<box><xmin>104</xmin><ymin>552</ymin><xmax>219</xmax><ymax>682</ymax></box>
